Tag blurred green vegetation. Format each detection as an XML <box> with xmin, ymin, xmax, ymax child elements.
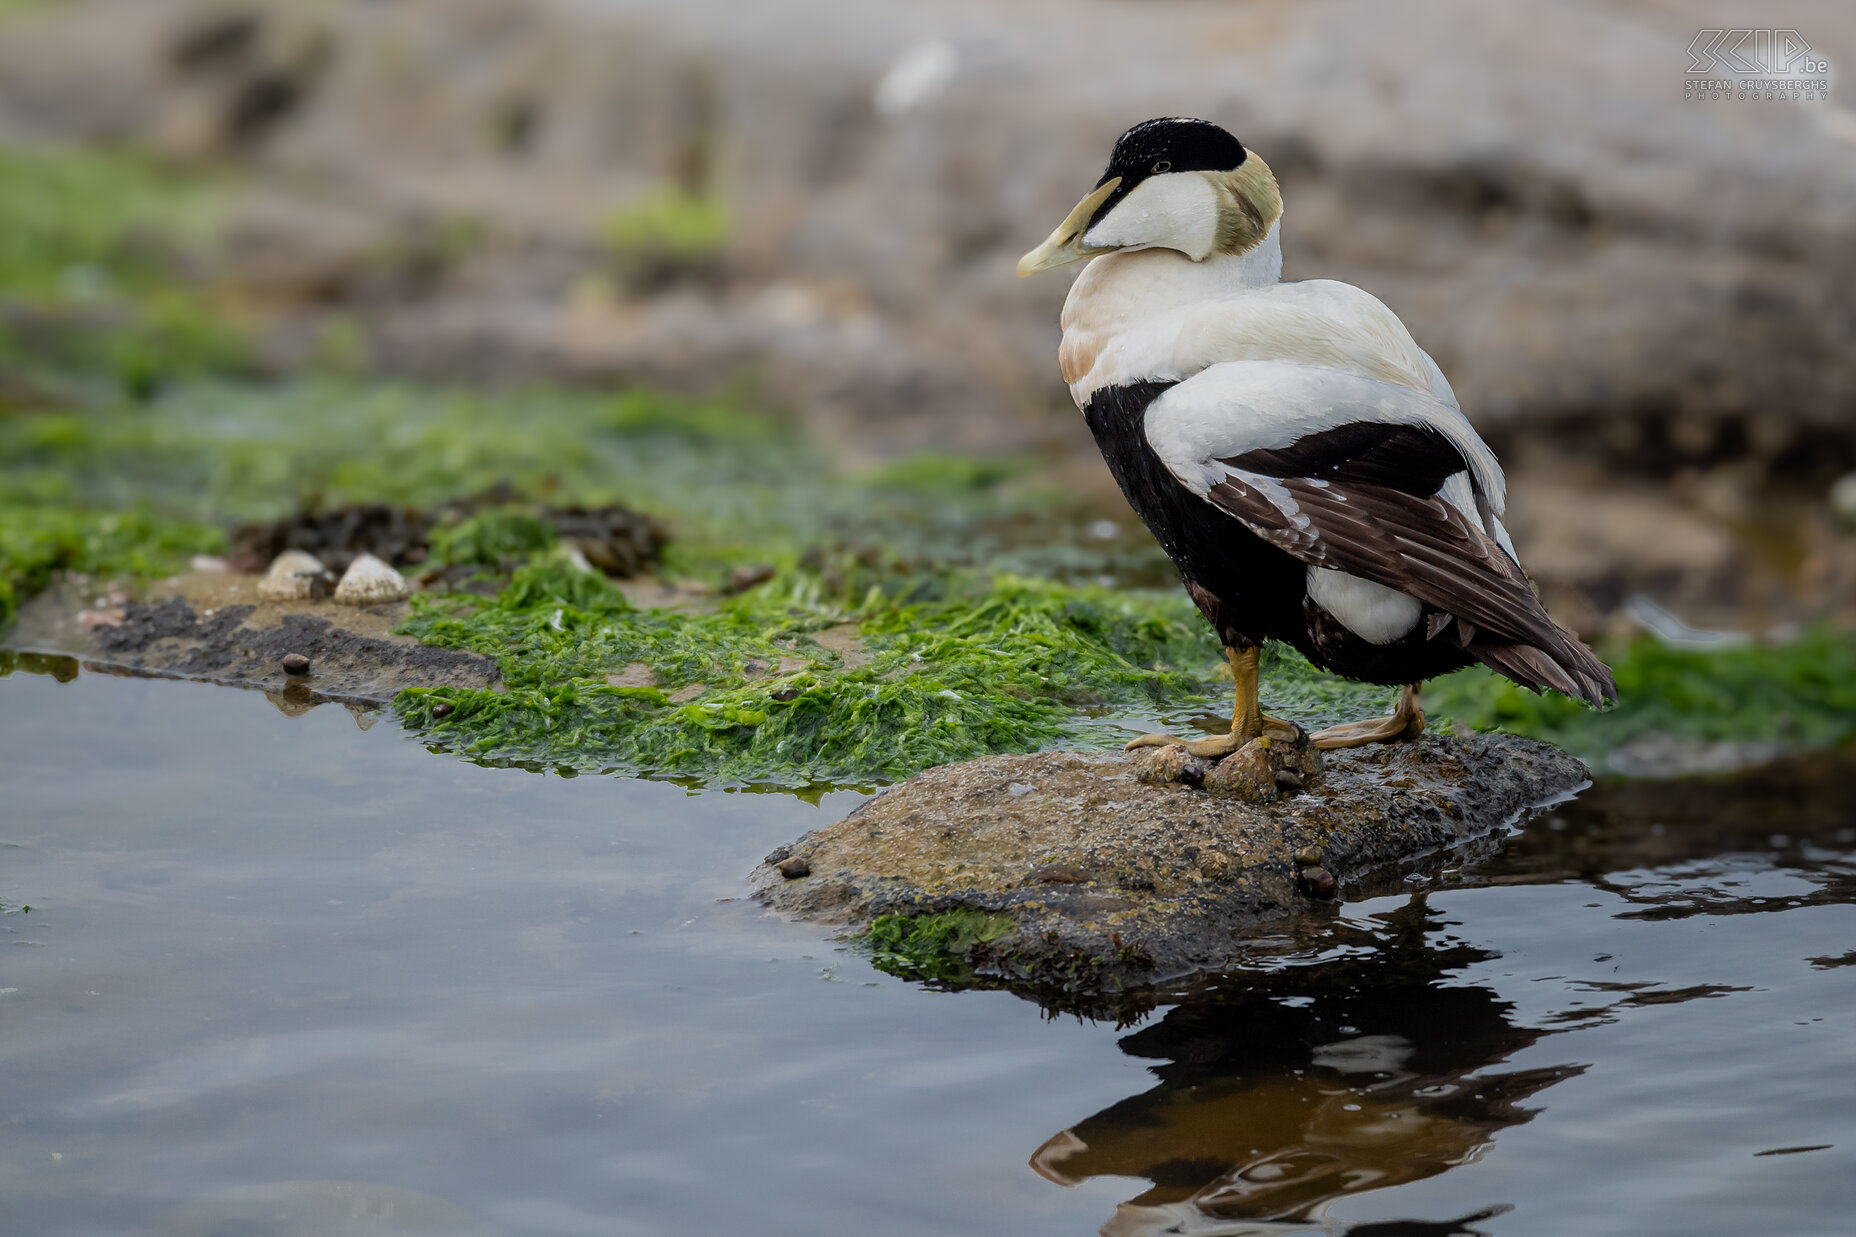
<box><xmin>427</xmin><ymin>508</ymin><xmax>558</xmax><ymax>569</ymax></box>
<box><xmin>0</xmin><ymin>505</ymin><xmax>223</xmax><ymax>626</ymax></box>
<box><xmin>602</xmin><ymin>185</ymin><xmax>730</xmax><ymax>259</ymax></box>
<box><xmin>0</xmin><ymin>0</ymin><xmax>69</xmax><ymax>21</ymax></box>
<box><xmin>0</xmin><ymin>144</ymin><xmax>248</xmax><ymax>398</ymax></box>
<box><xmin>0</xmin><ymin>145</ymin><xmax>221</xmax><ymax>295</ymax></box>
<box><xmin>1426</xmin><ymin>629</ymin><xmax>1856</xmax><ymax>767</ymax></box>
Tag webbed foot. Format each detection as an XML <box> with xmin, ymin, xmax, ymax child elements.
<box><xmin>1308</xmin><ymin>683</ymin><xmax>1425</xmax><ymax>750</ymax></box>
<box><xmin>1124</xmin><ymin>731</ymin><xmax>1244</xmax><ymax>759</ymax></box>
<box><xmin>1257</xmin><ymin>713</ymin><xmax>1305</xmax><ymax>743</ymax></box>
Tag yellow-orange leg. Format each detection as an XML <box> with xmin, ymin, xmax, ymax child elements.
<box><xmin>1308</xmin><ymin>682</ymin><xmax>1426</xmax><ymax>750</ymax></box>
<box><xmin>1125</xmin><ymin>647</ymin><xmax>1303</xmax><ymax>758</ymax></box>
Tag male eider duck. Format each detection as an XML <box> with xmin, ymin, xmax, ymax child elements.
<box><xmin>1018</xmin><ymin>117</ymin><xmax>1615</xmax><ymax>755</ymax></box>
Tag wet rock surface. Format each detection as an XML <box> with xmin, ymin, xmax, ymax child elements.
<box><xmin>58</xmin><ymin>592</ymin><xmax>499</xmax><ymax>705</ymax></box>
<box><xmin>756</xmin><ymin>733</ymin><xmax>1587</xmax><ymax>993</ymax></box>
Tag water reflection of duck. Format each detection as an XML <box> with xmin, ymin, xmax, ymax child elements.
<box><xmin>1030</xmin><ymin>899</ymin><xmax>1581</xmax><ymax>1235</ymax></box>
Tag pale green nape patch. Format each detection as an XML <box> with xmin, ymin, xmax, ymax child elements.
<box><xmin>1213</xmin><ymin>153</ymin><xmax>1282</xmax><ymax>257</ymax></box>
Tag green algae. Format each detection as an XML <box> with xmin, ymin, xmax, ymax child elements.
<box><xmin>861</xmin><ymin>908</ymin><xmax>1151</xmax><ymax>1004</ymax></box>
<box><xmin>395</xmin><ymin>563</ymin><xmax>1238</xmax><ymax>787</ymax></box>
<box><xmin>428</xmin><ymin>508</ymin><xmax>558</xmax><ymax>568</ymax></box>
<box><xmin>864</xmin><ymin>910</ymin><xmax>1015</xmax><ymax>984</ymax></box>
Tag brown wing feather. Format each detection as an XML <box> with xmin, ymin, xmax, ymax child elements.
<box><xmin>1206</xmin><ymin>472</ymin><xmax>1616</xmax><ymax>705</ymax></box>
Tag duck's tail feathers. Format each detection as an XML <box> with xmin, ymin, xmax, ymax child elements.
<box><xmin>1470</xmin><ymin>628</ymin><xmax>1617</xmax><ymax>709</ymax></box>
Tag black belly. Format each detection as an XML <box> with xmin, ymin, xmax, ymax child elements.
<box><xmin>1083</xmin><ymin>382</ymin><xmax>1476</xmax><ymax>687</ymax></box>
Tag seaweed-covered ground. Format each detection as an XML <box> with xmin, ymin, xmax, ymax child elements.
<box><xmin>3</xmin><ymin>141</ymin><xmax>1854</xmax><ymax>790</ymax></box>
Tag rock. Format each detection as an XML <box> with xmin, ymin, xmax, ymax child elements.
<box><xmin>1138</xmin><ymin>733</ymin><xmax>1325</xmax><ymax>803</ymax></box>
<box><xmin>71</xmin><ymin>595</ymin><xmax>500</xmax><ymax>705</ymax></box>
<box><xmin>776</xmin><ymin>856</ymin><xmax>811</xmax><ymax>880</ymax></box>
<box><xmin>332</xmin><ymin>553</ymin><xmax>409</xmax><ymax>605</ymax></box>
<box><xmin>430</xmin><ymin>701</ymin><xmax>454</xmax><ymax>719</ymax></box>
<box><xmin>755</xmin><ymin>732</ymin><xmax>1588</xmax><ymax>994</ymax></box>
<box><xmin>1298</xmin><ymin>866</ymin><xmax>1338</xmax><ymax>900</ymax></box>
<box><xmin>280</xmin><ymin>651</ymin><xmax>310</xmax><ymax>676</ymax></box>
<box><xmin>1202</xmin><ymin>740</ymin><xmax>1282</xmax><ymax>803</ymax></box>
<box><xmin>544</xmin><ymin>505</ymin><xmax>669</xmax><ymax>578</ymax></box>
<box><xmin>1133</xmin><ymin>744</ymin><xmax>1208</xmax><ymax>787</ymax></box>
<box><xmin>255</xmin><ymin>550</ymin><xmax>333</xmax><ymax>602</ymax></box>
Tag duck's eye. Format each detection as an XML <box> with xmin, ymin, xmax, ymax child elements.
<box><xmin>1151</xmin><ymin>160</ymin><xmax>1172</xmax><ymax>174</ymax></box>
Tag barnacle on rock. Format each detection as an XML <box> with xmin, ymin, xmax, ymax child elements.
<box><xmin>256</xmin><ymin>550</ymin><xmax>333</xmax><ymax>601</ymax></box>
<box><xmin>333</xmin><ymin>552</ymin><xmax>409</xmax><ymax>604</ymax></box>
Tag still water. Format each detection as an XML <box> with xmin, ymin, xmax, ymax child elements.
<box><xmin>2</xmin><ymin>664</ymin><xmax>1852</xmax><ymax>1236</ymax></box>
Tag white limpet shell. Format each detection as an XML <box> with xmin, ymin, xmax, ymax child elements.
<box><xmin>333</xmin><ymin>552</ymin><xmax>410</xmax><ymax>604</ymax></box>
<box><xmin>256</xmin><ymin>550</ymin><xmax>333</xmax><ymax>601</ymax></box>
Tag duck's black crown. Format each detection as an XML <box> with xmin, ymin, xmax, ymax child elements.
<box><xmin>1087</xmin><ymin>118</ymin><xmax>1246</xmax><ymax>220</ymax></box>
<box><xmin>1097</xmin><ymin>118</ymin><xmax>1246</xmax><ymax>190</ymax></box>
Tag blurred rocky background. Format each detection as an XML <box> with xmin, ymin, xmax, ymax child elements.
<box><xmin>2</xmin><ymin>0</ymin><xmax>1854</xmax><ymax>633</ymax></box>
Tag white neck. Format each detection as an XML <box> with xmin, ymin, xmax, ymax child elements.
<box><xmin>1059</xmin><ymin>223</ymin><xmax>1283</xmax><ymax>403</ymax></box>
<box><xmin>1076</xmin><ymin>223</ymin><xmax>1276</xmax><ymax>315</ymax></box>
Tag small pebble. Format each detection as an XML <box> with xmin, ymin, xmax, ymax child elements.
<box><xmin>280</xmin><ymin>652</ymin><xmax>311</xmax><ymax>676</ymax></box>
<box><xmin>1299</xmin><ymin>865</ymin><xmax>1338</xmax><ymax>899</ymax></box>
<box><xmin>1293</xmin><ymin>846</ymin><xmax>1322</xmax><ymax>867</ymax></box>
<box><xmin>1134</xmin><ymin>744</ymin><xmax>1209</xmax><ymax>787</ymax></box>
<box><xmin>430</xmin><ymin>701</ymin><xmax>455</xmax><ymax>719</ymax></box>
<box><xmin>777</xmin><ymin>856</ymin><xmax>811</xmax><ymax>880</ymax></box>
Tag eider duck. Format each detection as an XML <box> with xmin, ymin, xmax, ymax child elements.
<box><xmin>1018</xmin><ymin>117</ymin><xmax>1615</xmax><ymax>755</ymax></box>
